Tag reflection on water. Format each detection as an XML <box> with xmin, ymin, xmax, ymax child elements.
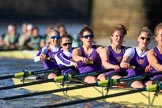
<box><xmin>0</xmin><ymin>58</ymin><xmax>126</xmax><ymax>108</ymax></box>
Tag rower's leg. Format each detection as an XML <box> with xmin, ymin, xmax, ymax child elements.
<box><xmin>97</xmin><ymin>73</ymin><xmax>106</xmax><ymax>81</ymax></box>
<box><xmin>111</xmin><ymin>75</ymin><xmax>122</xmax><ymax>79</ymax></box>
<box><xmin>145</xmin><ymin>80</ymin><xmax>152</xmax><ymax>86</ymax></box>
<box><xmin>131</xmin><ymin>80</ymin><xmax>144</xmax><ymax>88</ymax></box>
<box><xmin>47</xmin><ymin>73</ymin><xmax>57</xmax><ymax>79</ymax></box>
<box><xmin>84</xmin><ymin>76</ymin><xmax>96</xmax><ymax>83</ymax></box>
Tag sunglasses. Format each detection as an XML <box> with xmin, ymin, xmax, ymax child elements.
<box><xmin>140</xmin><ymin>37</ymin><xmax>150</xmax><ymax>41</ymax></box>
<box><xmin>50</xmin><ymin>35</ymin><xmax>60</xmax><ymax>39</ymax></box>
<box><xmin>62</xmin><ymin>43</ymin><xmax>72</xmax><ymax>46</ymax></box>
<box><xmin>82</xmin><ymin>34</ymin><xmax>94</xmax><ymax>39</ymax></box>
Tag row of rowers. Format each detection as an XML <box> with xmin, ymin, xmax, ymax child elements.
<box><xmin>34</xmin><ymin>23</ymin><xmax>162</xmax><ymax>88</ymax></box>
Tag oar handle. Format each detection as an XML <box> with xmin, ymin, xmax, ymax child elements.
<box><xmin>74</xmin><ymin>68</ymin><xmax>114</xmax><ymax>78</ymax></box>
<box><xmin>31</xmin><ymin>66</ymin><xmax>75</xmax><ymax>75</ymax></box>
<box><xmin>0</xmin><ymin>65</ymin><xmax>75</xmax><ymax>80</ymax></box>
<box><xmin>34</xmin><ymin>56</ymin><xmax>54</xmax><ymax>62</ymax></box>
<box><xmin>13</xmin><ymin>66</ymin><xmax>75</xmax><ymax>78</ymax></box>
<box><xmin>117</xmin><ymin>72</ymin><xmax>162</xmax><ymax>83</ymax></box>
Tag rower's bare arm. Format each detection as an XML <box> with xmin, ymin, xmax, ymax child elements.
<box><xmin>120</xmin><ymin>55</ymin><xmax>131</xmax><ymax>69</ymax></box>
<box><xmin>100</xmin><ymin>47</ymin><xmax>115</xmax><ymax>69</ymax></box>
<box><xmin>72</xmin><ymin>48</ymin><xmax>81</xmax><ymax>62</ymax></box>
<box><xmin>72</xmin><ymin>48</ymin><xmax>85</xmax><ymax>61</ymax></box>
<box><xmin>72</xmin><ymin>48</ymin><xmax>89</xmax><ymax>64</ymax></box>
<box><xmin>40</xmin><ymin>54</ymin><xmax>46</xmax><ymax>61</ymax></box>
<box><xmin>96</xmin><ymin>46</ymin><xmax>103</xmax><ymax>58</ymax></box>
<box><xmin>147</xmin><ymin>49</ymin><xmax>162</xmax><ymax>71</ymax></box>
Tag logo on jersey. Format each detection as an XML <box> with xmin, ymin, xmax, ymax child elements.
<box><xmin>138</xmin><ymin>59</ymin><xmax>144</xmax><ymax>65</ymax></box>
<box><xmin>116</xmin><ymin>56</ymin><xmax>122</xmax><ymax>62</ymax></box>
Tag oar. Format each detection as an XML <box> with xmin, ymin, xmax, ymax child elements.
<box><xmin>73</xmin><ymin>68</ymin><xmax>114</xmax><ymax>78</ymax></box>
<box><xmin>34</xmin><ymin>83</ymin><xmax>162</xmax><ymax>108</ymax></box>
<box><xmin>0</xmin><ymin>74</ymin><xmax>72</xmax><ymax>91</ymax></box>
<box><xmin>0</xmin><ymin>66</ymin><xmax>75</xmax><ymax>80</ymax></box>
<box><xmin>115</xmin><ymin>72</ymin><xmax>162</xmax><ymax>83</ymax></box>
<box><xmin>34</xmin><ymin>56</ymin><xmax>54</xmax><ymax>62</ymax></box>
<box><xmin>0</xmin><ymin>68</ymin><xmax>113</xmax><ymax>91</ymax></box>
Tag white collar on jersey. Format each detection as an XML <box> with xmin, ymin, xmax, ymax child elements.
<box><xmin>50</xmin><ymin>45</ymin><xmax>60</xmax><ymax>52</ymax></box>
<box><xmin>62</xmin><ymin>49</ymin><xmax>72</xmax><ymax>57</ymax></box>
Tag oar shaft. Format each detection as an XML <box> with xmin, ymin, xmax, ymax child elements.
<box><xmin>74</xmin><ymin>68</ymin><xmax>114</xmax><ymax>78</ymax></box>
<box><xmin>31</xmin><ymin>66</ymin><xmax>74</xmax><ymax>75</ymax></box>
<box><xmin>0</xmin><ymin>75</ymin><xmax>72</xmax><ymax>91</ymax></box>
<box><xmin>117</xmin><ymin>72</ymin><xmax>162</xmax><ymax>83</ymax></box>
<box><xmin>35</xmin><ymin>88</ymin><xmax>145</xmax><ymax>108</ymax></box>
<box><xmin>0</xmin><ymin>79</ymin><xmax>53</xmax><ymax>91</ymax></box>
<box><xmin>0</xmin><ymin>74</ymin><xmax>14</xmax><ymax>80</ymax></box>
<box><xmin>31</xmin><ymin>69</ymin><xmax>55</xmax><ymax>75</ymax></box>
<box><xmin>0</xmin><ymin>66</ymin><xmax>75</xmax><ymax>80</ymax></box>
<box><xmin>1</xmin><ymin>83</ymin><xmax>97</xmax><ymax>100</ymax></box>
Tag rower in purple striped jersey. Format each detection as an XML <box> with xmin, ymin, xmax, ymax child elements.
<box><xmin>34</xmin><ymin>29</ymin><xmax>61</xmax><ymax>79</ymax></box>
<box><xmin>72</xmin><ymin>25</ymin><xmax>105</xmax><ymax>83</ymax></box>
<box><xmin>100</xmin><ymin>24</ymin><xmax>128</xmax><ymax>79</ymax></box>
<box><xmin>55</xmin><ymin>35</ymin><xmax>78</xmax><ymax>75</ymax></box>
<box><xmin>147</xmin><ymin>22</ymin><xmax>162</xmax><ymax>84</ymax></box>
<box><xmin>120</xmin><ymin>27</ymin><xmax>152</xmax><ymax>88</ymax></box>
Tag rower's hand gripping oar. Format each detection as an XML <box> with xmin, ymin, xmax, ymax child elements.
<box><xmin>0</xmin><ymin>66</ymin><xmax>75</xmax><ymax>80</ymax></box>
<box><xmin>73</xmin><ymin>68</ymin><xmax>114</xmax><ymax>78</ymax></box>
<box><xmin>34</xmin><ymin>56</ymin><xmax>54</xmax><ymax>62</ymax></box>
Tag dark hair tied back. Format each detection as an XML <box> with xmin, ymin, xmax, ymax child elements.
<box><xmin>79</xmin><ymin>25</ymin><xmax>93</xmax><ymax>37</ymax></box>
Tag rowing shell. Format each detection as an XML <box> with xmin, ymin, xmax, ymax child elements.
<box><xmin>12</xmin><ymin>78</ymin><xmax>162</xmax><ymax>107</ymax></box>
<box><xmin>0</xmin><ymin>50</ymin><xmax>37</xmax><ymax>59</ymax></box>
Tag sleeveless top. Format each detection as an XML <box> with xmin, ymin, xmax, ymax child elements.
<box><xmin>77</xmin><ymin>45</ymin><xmax>102</xmax><ymax>74</ymax></box>
<box><xmin>37</xmin><ymin>47</ymin><xmax>60</xmax><ymax>69</ymax></box>
<box><xmin>151</xmin><ymin>47</ymin><xmax>162</xmax><ymax>72</ymax></box>
<box><xmin>108</xmin><ymin>46</ymin><xmax>126</xmax><ymax>65</ymax></box>
<box><xmin>128</xmin><ymin>48</ymin><xmax>149</xmax><ymax>75</ymax></box>
<box><xmin>29</xmin><ymin>36</ymin><xmax>41</xmax><ymax>50</ymax></box>
<box><xmin>55</xmin><ymin>48</ymin><xmax>77</xmax><ymax>74</ymax></box>
<box><xmin>4</xmin><ymin>35</ymin><xmax>18</xmax><ymax>46</ymax></box>
<box><xmin>105</xmin><ymin>46</ymin><xmax>127</xmax><ymax>76</ymax></box>
<box><xmin>149</xmin><ymin>47</ymin><xmax>162</xmax><ymax>80</ymax></box>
